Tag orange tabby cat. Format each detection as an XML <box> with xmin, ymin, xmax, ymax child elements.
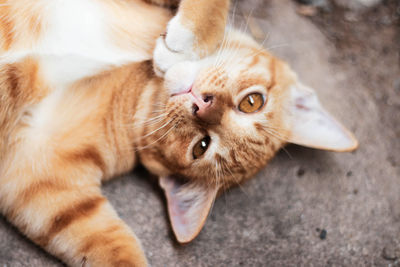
<box><xmin>0</xmin><ymin>0</ymin><xmax>358</xmax><ymax>266</ymax></box>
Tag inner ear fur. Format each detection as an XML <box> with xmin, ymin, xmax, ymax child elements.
<box><xmin>159</xmin><ymin>176</ymin><xmax>218</xmax><ymax>243</ymax></box>
<box><xmin>287</xmin><ymin>82</ymin><xmax>359</xmax><ymax>152</ymax></box>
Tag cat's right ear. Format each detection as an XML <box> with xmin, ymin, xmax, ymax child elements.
<box><xmin>159</xmin><ymin>176</ymin><xmax>218</xmax><ymax>243</ymax></box>
<box><xmin>287</xmin><ymin>83</ymin><xmax>359</xmax><ymax>152</ymax></box>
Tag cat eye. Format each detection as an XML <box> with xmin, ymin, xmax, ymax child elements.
<box><xmin>238</xmin><ymin>93</ymin><xmax>265</xmax><ymax>113</ymax></box>
<box><xmin>193</xmin><ymin>136</ymin><xmax>211</xmax><ymax>159</ymax></box>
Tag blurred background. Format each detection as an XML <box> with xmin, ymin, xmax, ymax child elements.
<box><xmin>0</xmin><ymin>0</ymin><xmax>399</xmax><ymax>266</ymax></box>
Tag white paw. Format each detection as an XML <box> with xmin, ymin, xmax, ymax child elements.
<box><xmin>153</xmin><ymin>14</ymin><xmax>198</xmax><ymax>77</ymax></box>
<box><xmin>165</xmin><ymin>15</ymin><xmax>195</xmax><ymax>53</ymax></box>
<box><xmin>153</xmin><ymin>37</ymin><xmax>188</xmax><ymax>77</ymax></box>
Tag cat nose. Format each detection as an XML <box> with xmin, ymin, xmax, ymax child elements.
<box><xmin>191</xmin><ymin>93</ymin><xmax>217</xmax><ymax>122</ymax></box>
<box><xmin>192</xmin><ymin>94</ymin><xmax>214</xmax><ymax>116</ymax></box>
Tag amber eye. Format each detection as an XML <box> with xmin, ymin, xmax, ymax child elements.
<box><xmin>238</xmin><ymin>93</ymin><xmax>265</xmax><ymax>113</ymax></box>
<box><xmin>193</xmin><ymin>136</ymin><xmax>211</xmax><ymax>159</ymax></box>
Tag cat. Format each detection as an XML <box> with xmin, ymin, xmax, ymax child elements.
<box><xmin>0</xmin><ymin>0</ymin><xmax>358</xmax><ymax>266</ymax></box>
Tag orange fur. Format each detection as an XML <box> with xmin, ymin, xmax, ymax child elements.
<box><xmin>179</xmin><ymin>0</ymin><xmax>230</xmax><ymax>57</ymax></box>
<box><xmin>104</xmin><ymin>0</ymin><xmax>171</xmax><ymax>56</ymax></box>
<box><xmin>0</xmin><ymin>0</ymin><xmax>43</xmax><ymax>52</ymax></box>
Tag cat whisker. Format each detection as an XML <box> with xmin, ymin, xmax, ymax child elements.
<box><xmin>115</xmin><ymin>119</ymin><xmax>162</xmax><ymax>129</ymax></box>
<box><xmin>281</xmin><ymin>146</ymin><xmax>293</xmax><ymax>160</ymax></box>
<box><xmin>214</xmin><ymin>27</ymin><xmax>234</xmax><ymax>69</ymax></box>
<box><xmin>259</xmin><ymin>123</ymin><xmax>293</xmax><ymax>159</ymax></box>
<box><xmin>225</xmin><ymin>29</ymin><xmax>243</xmax><ymax>67</ymax></box>
<box><xmin>214</xmin><ymin>161</ymin><xmax>220</xmax><ymax>189</ymax></box>
<box><xmin>215</xmin><ymin>161</ymin><xmax>230</xmax><ymax>209</ymax></box>
<box><xmin>214</xmin><ymin>1</ymin><xmax>238</xmax><ymax>68</ymax></box>
<box><xmin>258</xmin><ymin>121</ymin><xmax>290</xmax><ymax>142</ymax></box>
<box><xmin>117</xmin><ymin>113</ymin><xmax>168</xmax><ymax>130</ymax></box>
<box><xmin>135</xmin><ymin>119</ymin><xmax>180</xmax><ymax>151</ymax></box>
<box><xmin>220</xmin><ymin>158</ymin><xmax>249</xmax><ymax>198</ymax></box>
<box><xmin>139</xmin><ymin>117</ymin><xmax>174</xmax><ymax>139</ymax></box>
<box><xmin>150</xmin><ymin>104</ymin><xmax>167</xmax><ymax>109</ymax></box>
<box><xmin>245</xmin><ymin>42</ymin><xmax>291</xmax><ymax>62</ymax></box>
<box><xmin>220</xmin><ymin>24</ymin><xmax>241</xmax><ymax>68</ymax></box>
<box><xmin>202</xmin><ymin>161</ymin><xmax>219</xmax><ymax>220</ymax></box>
<box><xmin>241</xmin><ymin>6</ymin><xmax>255</xmax><ymax>37</ymax></box>
<box><xmin>135</xmin><ymin>113</ymin><xmax>168</xmax><ymax>122</ymax></box>
<box><xmin>120</xmin><ymin>109</ymin><xmax>165</xmax><ymax>119</ymax></box>
<box><xmin>259</xmin><ymin>121</ymin><xmax>288</xmax><ymax>132</ymax></box>
<box><xmin>214</xmin><ymin>28</ymin><xmax>229</xmax><ymax>68</ymax></box>
<box><xmin>259</xmin><ymin>32</ymin><xmax>270</xmax><ymax>48</ymax></box>
<box><xmin>245</xmin><ymin>42</ymin><xmax>271</xmax><ymax>60</ymax></box>
<box><xmin>132</xmin><ymin>112</ymin><xmax>167</xmax><ymax>119</ymax></box>
<box><xmin>113</xmin><ymin>118</ymin><xmax>177</xmax><ymax>154</ymax></box>
<box><xmin>266</xmin><ymin>43</ymin><xmax>291</xmax><ymax>51</ymax></box>
<box><xmin>223</xmin><ymin>7</ymin><xmax>255</xmax><ymax>68</ymax></box>
<box><xmin>264</xmin><ymin>126</ymin><xmax>288</xmax><ymax>139</ymax></box>
<box><xmin>147</xmin><ymin>109</ymin><xmax>167</xmax><ymax>115</ymax></box>
<box><xmin>132</xmin><ymin>118</ymin><xmax>166</xmax><ymax>129</ymax></box>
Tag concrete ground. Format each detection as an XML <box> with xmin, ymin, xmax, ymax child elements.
<box><xmin>1</xmin><ymin>0</ymin><xmax>399</xmax><ymax>266</ymax></box>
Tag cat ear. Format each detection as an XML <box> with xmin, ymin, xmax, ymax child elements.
<box><xmin>159</xmin><ymin>176</ymin><xmax>218</xmax><ymax>243</ymax></box>
<box><xmin>288</xmin><ymin>83</ymin><xmax>359</xmax><ymax>152</ymax></box>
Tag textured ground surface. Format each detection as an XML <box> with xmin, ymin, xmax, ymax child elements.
<box><xmin>1</xmin><ymin>0</ymin><xmax>399</xmax><ymax>266</ymax></box>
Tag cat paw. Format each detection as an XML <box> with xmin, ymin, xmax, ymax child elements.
<box><xmin>164</xmin><ymin>14</ymin><xmax>195</xmax><ymax>54</ymax></box>
<box><xmin>153</xmin><ymin>14</ymin><xmax>199</xmax><ymax>77</ymax></box>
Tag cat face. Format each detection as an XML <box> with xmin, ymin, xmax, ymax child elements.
<box><xmin>146</xmin><ymin>31</ymin><xmax>289</xmax><ymax>186</ymax></box>
<box><xmin>140</xmin><ymin>30</ymin><xmax>358</xmax><ymax>243</ymax></box>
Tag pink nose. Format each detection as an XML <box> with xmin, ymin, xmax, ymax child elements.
<box><xmin>190</xmin><ymin>92</ymin><xmax>214</xmax><ymax>119</ymax></box>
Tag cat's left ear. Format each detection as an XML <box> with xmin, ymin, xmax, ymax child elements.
<box><xmin>288</xmin><ymin>83</ymin><xmax>359</xmax><ymax>152</ymax></box>
<box><xmin>159</xmin><ymin>176</ymin><xmax>218</xmax><ymax>243</ymax></box>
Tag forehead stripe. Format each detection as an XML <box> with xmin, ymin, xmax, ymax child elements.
<box><xmin>237</xmin><ymin>77</ymin><xmax>270</xmax><ymax>94</ymax></box>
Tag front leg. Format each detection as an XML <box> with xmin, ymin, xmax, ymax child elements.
<box><xmin>0</xmin><ymin>159</ymin><xmax>147</xmax><ymax>266</ymax></box>
<box><xmin>153</xmin><ymin>0</ymin><xmax>230</xmax><ymax>76</ymax></box>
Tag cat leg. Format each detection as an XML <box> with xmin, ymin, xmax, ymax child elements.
<box><xmin>0</xmin><ymin>154</ymin><xmax>147</xmax><ymax>266</ymax></box>
<box><xmin>153</xmin><ymin>0</ymin><xmax>230</xmax><ymax>75</ymax></box>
